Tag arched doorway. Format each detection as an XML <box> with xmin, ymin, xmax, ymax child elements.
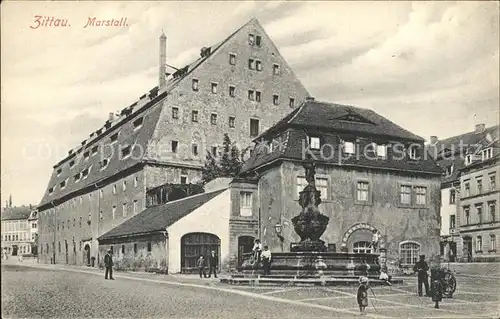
<box><xmin>181</xmin><ymin>232</ymin><xmax>220</xmax><ymax>274</ymax></box>
<box><xmin>341</xmin><ymin>223</ymin><xmax>383</xmax><ymax>252</ymax></box>
<box><xmin>237</xmin><ymin>236</ymin><xmax>255</xmax><ymax>269</ymax></box>
<box><xmin>84</xmin><ymin>244</ymin><xmax>91</xmax><ymax>266</ymax></box>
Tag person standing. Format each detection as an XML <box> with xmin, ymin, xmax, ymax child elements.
<box><xmin>357</xmin><ymin>276</ymin><xmax>370</xmax><ymax>315</ymax></box>
<box><xmin>252</xmin><ymin>239</ymin><xmax>262</xmax><ymax>270</ymax></box>
<box><xmin>197</xmin><ymin>255</ymin><xmax>206</xmax><ymax>278</ymax></box>
<box><xmin>207</xmin><ymin>250</ymin><xmax>218</xmax><ymax>278</ymax></box>
<box><xmin>261</xmin><ymin>246</ymin><xmax>272</xmax><ymax>276</ymax></box>
<box><xmin>104</xmin><ymin>249</ymin><xmax>114</xmax><ymax>280</ymax></box>
<box><xmin>370</xmin><ymin>230</ymin><xmax>380</xmax><ymax>252</ymax></box>
<box><xmin>413</xmin><ymin>255</ymin><xmax>429</xmax><ymax>296</ymax></box>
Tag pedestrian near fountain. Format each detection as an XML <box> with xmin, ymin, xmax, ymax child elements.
<box><xmin>413</xmin><ymin>255</ymin><xmax>430</xmax><ymax>296</ymax></box>
<box><xmin>261</xmin><ymin>246</ymin><xmax>272</xmax><ymax>276</ymax></box>
<box><xmin>252</xmin><ymin>239</ymin><xmax>262</xmax><ymax>269</ymax></box>
<box><xmin>357</xmin><ymin>276</ymin><xmax>370</xmax><ymax>315</ymax></box>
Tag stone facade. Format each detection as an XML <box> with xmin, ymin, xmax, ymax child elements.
<box><xmin>36</xmin><ymin>18</ymin><xmax>308</xmax><ymax>267</ymax></box>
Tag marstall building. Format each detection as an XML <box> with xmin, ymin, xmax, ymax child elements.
<box><xmin>37</xmin><ymin>18</ymin><xmax>309</xmax><ymax>266</ymax></box>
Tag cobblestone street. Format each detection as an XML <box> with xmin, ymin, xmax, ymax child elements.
<box><xmin>2</xmin><ymin>262</ymin><xmax>499</xmax><ymax>318</ymax></box>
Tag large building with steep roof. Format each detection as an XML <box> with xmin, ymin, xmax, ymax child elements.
<box><xmin>237</xmin><ymin>99</ymin><xmax>443</xmax><ymax>270</ymax></box>
<box><xmin>36</xmin><ymin>18</ymin><xmax>310</xmax><ymax>266</ymax></box>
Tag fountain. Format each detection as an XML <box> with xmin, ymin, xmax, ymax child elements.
<box><xmin>237</xmin><ymin>155</ymin><xmax>383</xmax><ymax>281</ymax></box>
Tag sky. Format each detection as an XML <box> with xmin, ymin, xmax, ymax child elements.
<box><xmin>1</xmin><ymin>1</ymin><xmax>499</xmax><ymax>206</ymax></box>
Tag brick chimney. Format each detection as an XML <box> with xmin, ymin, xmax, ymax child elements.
<box><xmin>475</xmin><ymin>123</ymin><xmax>485</xmax><ymax>134</ymax></box>
<box><xmin>159</xmin><ymin>32</ymin><xmax>167</xmax><ymax>90</ymax></box>
<box><xmin>430</xmin><ymin>136</ymin><xmax>438</xmax><ymax>145</ymax></box>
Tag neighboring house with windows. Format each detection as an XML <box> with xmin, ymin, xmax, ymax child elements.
<box><xmin>457</xmin><ymin>128</ymin><xmax>499</xmax><ymax>262</ymax></box>
<box><xmin>37</xmin><ymin>18</ymin><xmax>309</xmax><ymax>267</ymax></box>
<box><xmin>429</xmin><ymin>124</ymin><xmax>499</xmax><ymax>261</ymax></box>
<box><xmin>1</xmin><ymin>202</ymin><xmax>38</xmax><ymax>257</ymax></box>
<box><xmin>238</xmin><ymin>99</ymin><xmax>443</xmax><ymax>269</ymax></box>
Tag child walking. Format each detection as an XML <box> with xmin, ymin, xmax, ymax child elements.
<box><xmin>357</xmin><ymin>276</ymin><xmax>370</xmax><ymax>315</ymax></box>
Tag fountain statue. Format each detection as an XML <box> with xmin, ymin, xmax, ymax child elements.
<box><xmin>291</xmin><ymin>155</ymin><xmax>330</xmax><ymax>252</ymax></box>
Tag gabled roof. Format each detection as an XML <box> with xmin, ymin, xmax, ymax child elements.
<box><xmin>433</xmin><ymin>125</ymin><xmax>499</xmax><ymax>158</ymax></box>
<box><xmin>1</xmin><ymin>206</ymin><xmax>33</xmax><ymax>221</ymax></box>
<box><xmin>98</xmin><ymin>189</ymin><xmax>226</xmax><ymax>240</ymax></box>
<box><xmin>256</xmin><ymin>100</ymin><xmax>424</xmax><ymax>142</ymax></box>
<box><xmin>38</xmin><ymin>18</ymin><xmax>262</xmax><ymax>209</ymax></box>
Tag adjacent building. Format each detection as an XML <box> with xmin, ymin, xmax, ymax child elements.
<box><xmin>237</xmin><ymin>99</ymin><xmax>443</xmax><ymax>270</ymax></box>
<box><xmin>430</xmin><ymin>124</ymin><xmax>499</xmax><ymax>261</ymax></box>
<box><xmin>37</xmin><ymin>18</ymin><xmax>309</xmax><ymax>266</ymax></box>
<box><xmin>1</xmin><ymin>200</ymin><xmax>38</xmax><ymax>257</ymax></box>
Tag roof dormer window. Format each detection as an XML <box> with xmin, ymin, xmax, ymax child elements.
<box><xmin>48</xmin><ymin>187</ymin><xmax>54</xmax><ymax>195</ymax></box>
<box><xmin>56</xmin><ymin>168</ymin><xmax>62</xmax><ymax>176</ymax></box>
<box><xmin>69</xmin><ymin>160</ymin><xmax>75</xmax><ymax>168</ymax></box>
<box><xmin>110</xmin><ymin>133</ymin><xmax>119</xmax><ymax>143</ymax></box>
<box><xmin>133</xmin><ymin>117</ymin><xmax>144</xmax><ymax>130</ymax></box>
<box><xmin>91</xmin><ymin>146</ymin><xmax>98</xmax><ymax>155</ymax></box>
<box><xmin>82</xmin><ymin>166</ymin><xmax>91</xmax><ymax>179</ymax></box>
<box><xmin>465</xmin><ymin>154</ymin><xmax>472</xmax><ymax>166</ymax></box>
<box><xmin>121</xmin><ymin>145</ymin><xmax>131</xmax><ymax>159</ymax></box>
<box><xmin>60</xmin><ymin>179</ymin><xmax>67</xmax><ymax>189</ymax></box>
<box><xmin>342</xmin><ymin>140</ymin><xmax>355</xmax><ymax>154</ymax></box>
<box><xmin>74</xmin><ymin>173</ymin><xmax>81</xmax><ymax>182</ymax></box>
<box><xmin>309</xmin><ymin>136</ymin><xmax>321</xmax><ymax>150</ymax></box>
<box><xmin>83</xmin><ymin>151</ymin><xmax>90</xmax><ymax>160</ymax></box>
<box><xmin>482</xmin><ymin>148</ymin><xmax>493</xmax><ymax>161</ymax></box>
<box><xmin>408</xmin><ymin>146</ymin><xmax>418</xmax><ymax>160</ymax></box>
<box><xmin>100</xmin><ymin>158</ymin><xmax>109</xmax><ymax>170</ymax></box>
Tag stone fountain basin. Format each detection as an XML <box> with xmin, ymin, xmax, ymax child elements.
<box><xmin>239</xmin><ymin>252</ymin><xmax>381</xmax><ymax>277</ymax></box>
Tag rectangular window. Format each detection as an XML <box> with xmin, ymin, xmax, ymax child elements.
<box><xmin>99</xmin><ymin>189</ymin><xmax>103</xmax><ymax>198</ymax></box>
<box><xmin>248</xmin><ymin>90</ymin><xmax>254</xmax><ymax>101</ymax></box>
<box><xmin>192</xmin><ymin>79</ymin><xmax>199</xmax><ymax>91</ymax></box>
<box><xmin>229</xmin><ymin>85</ymin><xmax>235</xmax><ymax>97</ymax></box>
<box><xmin>464</xmin><ymin>207</ymin><xmax>470</xmax><ymax>225</ymax></box>
<box><xmin>476</xmin><ymin>178</ymin><xmax>483</xmax><ymax>194</ymax></box>
<box><xmin>112</xmin><ymin>206</ymin><xmax>116</xmax><ymax>219</ymax></box>
<box><xmin>134</xmin><ymin>243</ymin><xmax>138</xmax><ymax>255</ymax></box>
<box><xmin>256</xmin><ymin>60</ymin><xmax>262</xmax><ymax>71</ymax></box>
<box><xmin>356</xmin><ymin>181</ymin><xmax>369</xmax><ymax>202</ymax></box>
<box><xmin>172</xmin><ymin>107</ymin><xmax>179</xmax><ymax>119</ymax></box>
<box><xmin>490</xmin><ymin>173</ymin><xmax>496</xmax><ymax>190</ymax></box>
<box><xmin>476</xmin><ymin>205</ymin><xmax>483</xmax><ymax>224</ymax></box>
<box><xmin>229</xmin><ymin>116</ymin><xmax>235</xmax><ymax>128</ymax></box>
<box><xmin>273</xmin><ymin>64</ymin><xmax>280</xmax><ymax>75</ymax></box>
<box><xmin>133</xmin><ymin>200</ymin><xmax>138</xmax><ymax>214</ymax></box>
<box><xmin>295</xmin><ymin>176</ymin><xmax>307</xmax><ymax>199</ymax></box>
<box><xmin>491</xmin><ymin>235</ymin><xmax>496</xmax><ymax>251</ymax></box>
<box><xmin>476</xmin><ymin>236</ymin><xmax>482</xmax><ymax>252</ymax></box>
<box><xmin>192</xmin><ymin>144</ymin><xmax>198</xmax><ymax>156</ymax></box>
<box><xmin>445</xmin><ymin>165</ymin><xmax>454</xmax><ymax>177</ymax></box>
<box><xmin>255</xmin><ymin>91</ymin><xmax>261</xmax><ymax>102</ymax></box>
<box><xmin>289</xmin><ymin>98</ymin><xmax>295</xmax><ymax>108</ymax></box>
<box><xmin>464</xmin><ymin>181</ymin><xmax>470</xmax><ymax>197</ymax></box>
<box><xmin>273</xmin><ymin>94</ymin><xmax>279</xmax><ymax>105</ymax></box>
<box><xmin>482</xmin><ymin>148</ymin><xmax>493</xmax><ymax>160</ymax></box>
<box><xmin>248</xmin><ymin>59</ymin><xmax>255</xmax><ymax>70</ymax></box>
<box><xmin>229</xmin><ymin>53</ymin><xmax>236</xmax><ymax>65</ymax></box>
<box><xmin>343</xmin><ymin>141</ymin><xmax>355</xmax><ymax>154</ymax></box>
<box><xmin>191</xmin><ymin>110</ymin><xmax>198</xmax><ymax>122</ymax></box>
<box><xmin>113</xmin><ymin>184</ymin><xmax>117</xmax><ymax>194</ymax></box>
<box><xmin>134</xmin><ymin>176</ymin><xmax>138</xmax><ymax>188</ymax></box>
<box><xmin>171</xmin><ymin>141</ymin><xmax>178</xmax><ymax>153</ymax></box>
<box><xmin>449</xmin><ymin>188</ymin><xmax>456</xmax><ymax>204</ymax></box>
<box><xmin>465</xmin><ymin>154</ymin><xmax>472</xmax><ymax>165</ymax></box>
<box><xmin>110</xmin><ymin>133</ymin><xmax>118</xmax><ymax>143</ymax></box>
<box><xmin>489</xmin><ymin>202</ymin><xmax>496</xmax><ymax>222</ymax></box>
<box><xmin>121</xmin><ymin>145</ymin><xmax>131</xmax><ymax>158</ymax></box>
<box><xmin>240</xmin><ymin>192</ymin><xmax>253</xmax><ymax>217</ymax></box>
<box><xmin>123</xmin><ymin>203</ymin><xmax>127</xmax><ymax>217</ymax></box>
<box><xmin>400</xmin><ymin>185</ymin><xmax>412</xmax><ymax>204</ymax></box>
<box><xmin>450</xmin><ymin>215</ymin><xmax>456</xmax><ymax>229</ymax></box>
<box><xmin>147</xmin><ymin>241</ymin><xmax>152</xmax><ymax>252</ymax></box>
<box><xmin>122</xmin><ymin>180</ymin><xmax>127</xmax><ymax>192</ymax></box>
<box><xmin>121</xmin><ymin>245</ymin><xmax>125</xmax><ymax>254</ymax></box>
<box><xmin>211</xmin><ymin>82</ymin><xmax>218</xmax><ymax>94</ymax></box>
<box><xmin>256</xmin><ymin>35</ymin><xmax>262</xmax><ymax>46</ymax></box>
<box><xmin>316</xmin><ymin>177</ymin><xmax>328</xmax><ymax>200</ymax></box>
<box><xmin>309</xmin><ymin>136</ymin><xmax>321</xmax><ymax>150</ymax></box>
<box><xmin>409</xmin><ymin>147</ymin><xmax>418</xmax><ymax>159</ymax></box>
<box><xmin>180</xmin><ymin>176</ymin><xmax>187</xmax><ymax>184</ymax></box>
<box><xmin>400</xmin><ymin>242</ymin><xmax>420</xmax><ymax>265</ymax></box>
<box><xmin>210</xmin><ymin>113</ymin><xmax>217</xmax><ymax>125</ymax></box>
<box><xmin>248</xmin><ymin>34</ymin><xmax>255</xmax><ymax>45</ymax></box>
<box><xmin>133</xmin><ymin>117</ymin><xmax>143</xmax><ymax>129</ymax></box>
<box><xmin>415</xmin><ymin>186</ymin><xmax>427</xmax><ymax>205</ymax></box>
<box><xmin>250</xmin><ymin>119</ymin><xmax>259</xmax><ymax>137</ymax></box>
